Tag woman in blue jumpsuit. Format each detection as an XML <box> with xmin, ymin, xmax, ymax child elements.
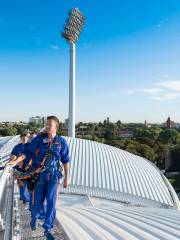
<box><xmin>10</xmin><ymin>133</ymin><xmax>30</xmax><ymax>203</ymax></box>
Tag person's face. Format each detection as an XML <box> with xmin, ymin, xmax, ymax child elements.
<box><xmin>21</xmin><ymin>136</ymin><xmax>28</xmax><ymax>144</ymax></box>
<box><xmin>46</xmin><ymin>119</ymin><xmax>57</xmax><ymax>134</ymax></box>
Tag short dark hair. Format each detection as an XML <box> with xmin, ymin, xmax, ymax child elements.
<box><xmin>20</xmin><ymin>132</ymin><xmax>28</xmax><ymax>138</ymax></box>
<box><xmin>47</xmin><ymin>116</ymin><xmax>60</xmax><ymax>129</ymax></box>
<box><xmin>30</xmin><ymin>131</ymin><xmax>37</xmax><ymax>135</ymax></box>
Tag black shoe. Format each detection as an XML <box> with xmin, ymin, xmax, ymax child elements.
<box><xmin>30</xmin><ymin>219</ymin><xmax>37</xmax><ymax>231</ymax></box>
<box><xmin>44</xmin><ymin>230</ymin><xmax>54</xmax><ymax>240</ymax></box>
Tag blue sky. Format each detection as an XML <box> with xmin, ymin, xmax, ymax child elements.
<box><xmin>0</xmin><ymin>0</ymin><xmax>180</xmax><ymax>123</ymax></box>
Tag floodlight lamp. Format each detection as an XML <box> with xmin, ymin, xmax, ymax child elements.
<box><xmin>61</xmin><ymin>8</ymin><xmax>85</xmax><ymax>43</ymax></box>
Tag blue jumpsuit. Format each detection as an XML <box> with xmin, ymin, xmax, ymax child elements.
<box><xmin>11</xmin><ymin>143</ymin><xmax>31</xmax><ymax>203</ymax></box>
<box><xmin>28</xmin><ymin>133</ymin><xmax>70</xmax><ymax>232</ymax></box>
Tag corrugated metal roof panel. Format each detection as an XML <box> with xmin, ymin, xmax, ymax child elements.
<box><xmin>57</xmin><ymin>194</ymin><xmax>180</xmax><ymax>240</ymax></box>
<box><xmin>62</xmin><ymin>137</ymin><xmax>176</xmax><ymax>206</ymax></box>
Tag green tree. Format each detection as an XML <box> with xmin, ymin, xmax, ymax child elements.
<box><xmin>167</xmin><ymin>145</ymin><xmax>180</xmax><ymax>187</ymax></box>
<box><xmin>158</xmin><ymin>129</ymin><xmax>180</xmax><ymax>144</ymax></box>
<box><xmin>134</xmin><ymin>128</ymin><xmax>161</xmax><ymax>141</ymax></box>
<box><xmin>124</xmin><ymin>140</ymin><xmax>139</xmax><ymax>155</ymax></box>
<box><xmin>124</xmin><ymin>140</ymin><xmax>156</xmax><ymax>163</ymax></box>
<box><xmin>126</xmin><ymin>144</ymin><xmax>139</xmax><ymax>155</ymax></box>
<box><xmin>155</xmin><ymin>143</ymin><xmax>169</xmax><ymax>169</ymax></box>
<box><xmin>7</xmin><ymin>127</ymin><xmax>18</xmax><ymax>136</ymax></box>
<box><xmin>0</xmin><ymin>127</ymin><xmax>17</xmax><ymax>136</ymax></box>
<box><xmin>137</xmin><ymin>144</ymin><xmax>156</xmax><ymax>162</ymax></box>
<box><xmin>83</xmin><ymin>135</ymin><xmax>93</xmax><ymax>140</ymax></box>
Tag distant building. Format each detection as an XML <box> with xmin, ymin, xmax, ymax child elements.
<box><xmin>145</xmin><ymin>120</ymin><xmax>147</xmax><ymax>127</ymax></box>
<box><xmin>165</xmin><ymin>117</ymin><xmax>175</xmax><ymax>129</ymax></box>
<box><xmin>65</xmin><ymin>118</ymin><xmax>69</xmax><ymax>127</ymax></box>
<box><xmin>29</xmin><ymin>116</ymin><xmax>46</xmax><ymax>125</ymax></box>
<box><xmin>144</xmin><ymin>120</ymin><xmax>151</xmax><ymax>128</ymax></box>
<box><xmin>79</xmin><ymin>126</ymin><xmax>88</xmax><ymax>130</ymax></box>
<box><xmin>175</xmin><ymin>123</ymin><xmax>180</xmax><ymax>129</ymax></box>
<box><xmin>0</xmin><ymin>121</ymin><xmax>28</xmax><ymax>127</ymax></box>
<box><xmin>167</xmin><ymin>117</ymin><xmax>171</xmax><ymax>128</ymax></box>
<box><xmin>60</xmin><ymin>127</ymin><xmax>68</xmax><ymax>136</ymax></box>
<box><xmin>117</xmin><ymin>130</ymin><xmax>133</xmax><ymax>140</ymax></box>
<box><xmin>76</xmin><ymin>125</ymin><xmax>88</xmax><ymax>136</ymax></box>
<box><xmin>126</xmin><ymin>123</ymin><xmax>144</xmax><ymax>128</ymax></box>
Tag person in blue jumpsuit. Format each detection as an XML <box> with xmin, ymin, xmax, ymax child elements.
<box><xmin>27</xmin><ymin>133</ymin><xmax>45</xmax><ymax>218</ymax></box>
<box><xmin>13</xmin><ymin>116</ymin><xmax>70</xmax><ymax>240</ymax></box>
<box><xmin>10</xmin><ymin>132</ymin><xmax>31</xmax><ymax>203</ymax></box>
<box><xmin>9</xmin><ymin>133</ymin><xmax>46</xmax><ymax>218</ymax></box>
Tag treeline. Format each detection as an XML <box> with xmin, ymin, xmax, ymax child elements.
<box><xmin>109</xmin><ymin>128</ymin><xmax>180</xmax><ymax>170</ymax></box>
<box><xmin>74</xmin><ymin>121</ymin><xmax>180</xmax><ymax>170</ymax></box>
<box><xmin>1</xmin><ymin>120</ymin><xmax>180</xmax><ymax>170</ymax></box>
<box><xmin>0</xmin><ymin>122</ymin><xmax>42</xmax><ymax>136</ymax></box>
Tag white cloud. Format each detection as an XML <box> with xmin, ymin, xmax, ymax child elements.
<box><xmin>82</xmin><ymin>41</ymin><xmax>93</xmax><ymax>49</ymax></box>
<box><xmin>156</xmin><ymin>80</ymin><xmax>180</xmax><ymax>91</ymax></box>
<box><xmin>120</xmin><ymin>80</ymin><xmax>180</xmax><ymax>101</ymax></box>
<box><xmin>121</xmin><ymin>87</ymin><xmax>164</xmax><ymax>95</ymax></box>
<box><xmin>142</xmin><ymin>88</ymin><xmax>164</xmax><ymax>94</ymax></box>
<box><xmin>51</xmin><ymin>44</ymin><xmax>61</xmax><ymax>50</ymax></box>
<box><xmin>150</xmin><ymin>92</ymin><xmax>180</xmax><ymax>100</ymax></box>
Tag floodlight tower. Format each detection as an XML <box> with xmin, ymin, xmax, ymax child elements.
<box><xmin>61</xmin><ymin>8</ymin><xmax>85</xmax><ymax>138</ymax></box>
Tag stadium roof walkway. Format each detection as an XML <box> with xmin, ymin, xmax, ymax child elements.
<box><xmin>13</xmin><ymin>184</ymin><xmax>68</xmax><ymax>240</ymax></box>
<box><xmin>0</xmin><ymin>170</ymin><xmax>69</xmax><ymax>240</ymax></box>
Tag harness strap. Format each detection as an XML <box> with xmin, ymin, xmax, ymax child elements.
<box><xmin>15</xmin><ymin>135</ymin><xmax>63</xmax><ymax>180</ymax></box>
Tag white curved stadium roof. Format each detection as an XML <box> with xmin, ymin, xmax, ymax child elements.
<box><xmin>63</xmin><ymin>137</ymin><xmax>178</xmax><ymax>208</ymax></box>
<box><xmin>57</xmin><ymin>194</ymin><xmax>180</xmax><ymax>240</ymax></box>
<box><xmin>0</xmin><ymin>136</ymin><xmax>19</xmax><ymax>155</ymax></box>
<box><xmin>1</xmin><ymin>135</ymin><xmax>180</xmax><ymax>240</ymax></box>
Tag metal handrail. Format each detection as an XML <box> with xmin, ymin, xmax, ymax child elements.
<box><xmin>0</xmin><ymin>165</ymin><xmax>10</xmax><ymax>232</ymax></box>
<box><xmin>0</xmin><ymin>165</ymin><xmax>10</xmax><ymax>203</ymax></box>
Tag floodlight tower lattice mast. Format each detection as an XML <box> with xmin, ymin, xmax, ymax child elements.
<box><xmin>61</xmin><ymin>8</ymin><xmax>85</xmax><ymax>138</ymax></box>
